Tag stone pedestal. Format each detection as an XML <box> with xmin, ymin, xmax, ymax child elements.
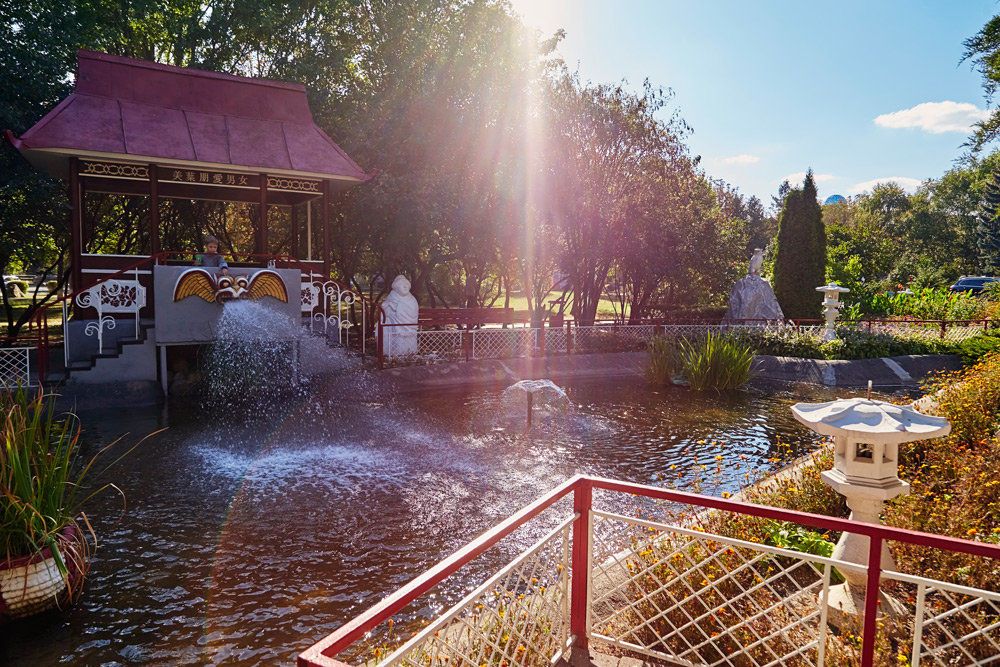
<box><xmin>723</xmin><ymin>275</ymin><xmax>784</xmax><ymax>322</ymax></box>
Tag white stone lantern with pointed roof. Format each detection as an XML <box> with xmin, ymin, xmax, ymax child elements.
<box><xmin>791</xmin><ymin>397</ymin><xmax>950</xmax><ymax>622</ymax></box>
<box><xmin>816</xmin><ymin>282</ymin><xmax>850</xmax><ymax>341</ymax></box>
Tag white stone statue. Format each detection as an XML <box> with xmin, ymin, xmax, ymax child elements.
<box><xmin>748</xmin><ymin>248</ymin><xmax>764</xmax><ymax>276</ymax></box>
<box><xmin>382</xmin><ymin>275</ymin><xmax>419</xmax><ymax>355</ymax></box>
<box><xmin>724</xmin><ymin>250</ymin><xmax>784</xmax><ymax>323</ymax></box>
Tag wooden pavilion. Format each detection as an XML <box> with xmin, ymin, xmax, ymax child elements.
<box><xmin>3</xmin><ymin>50</ymin><xmax>372</xmax><ymax>386</ymax></box>
<box><xmin>5</xmin><ymin>49</ymin><xmax>371</xmax><ymax>289</ymax></box>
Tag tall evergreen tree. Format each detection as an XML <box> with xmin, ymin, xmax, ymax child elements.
<box><xmin>978</xmin><ymin>165</ymin><xmax>1000</xmax><ymax>273</ymax></box>
<box><xmin>772</xmin><ymin>171</ymin><xmax>826</xmax><ymax>318</ymax></box>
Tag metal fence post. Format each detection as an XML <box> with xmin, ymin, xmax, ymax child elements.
<box><xmin>462</xmin><ymin>330</ymin><xmax>472</xmax><ymax>362</ymax></box>
<box><xmin>860</xmin><ymin>535</ymin><xmax>883</xmax><ymax>667</ymax></box>
<box><xmin>570</xmin><ymin>478</ymin><xmax>593</xmax><ymax>651</ymax></box>
<box><xmin>377</xmin><ymin>321</ymin><xmax>384</xmax><ymax>369</ymax></box>
<box><xmin>566</xmin><ymin>320</ymin><xmax>574</xmax><ymax>355</ymax></box>
<box><xmin>939</xmin><ymin>320</ymin><xmax>946</xmax><ymax>340</ymax></box>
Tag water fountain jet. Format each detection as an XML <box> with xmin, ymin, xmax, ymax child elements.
<box><xmin>501</xmin><ymin>379</ymin><xmax>570</xmax><ymax>428</ymax></box>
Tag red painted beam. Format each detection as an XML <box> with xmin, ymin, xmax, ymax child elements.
<box><xmin>570</xmin><ymin>478</ymin><xmax>593</xmax><ymax>649</ymax></box>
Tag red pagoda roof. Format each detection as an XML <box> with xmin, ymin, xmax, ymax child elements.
<box><xmin>6</xmin><ymin>50</ymin><xmax>370</xmax><ymax>184</ymax></box>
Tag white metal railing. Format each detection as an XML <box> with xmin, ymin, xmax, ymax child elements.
<box><xmin>373</xmin><ymin>517</ymin><xmax>575</xmax><ymax>667</ymax></box>
<box><xmin>590</xmin><ymin>511</ymin><xmax>834</xmax><ymax>666</ymax></box>
<box><xmin>301</xmin><ymin>477</ymin><xmax>1000</xmax><ymax>667</ymax></box>
<box><xmin>301</xmin><ymin>278</ymin><xmax>366</xmax><ymax>353</ymax></box>
<box><xmin>322</xmin><ymin>504</ymin><xmax>1000</xmax><ymax>667</ymax></box>
<box><xmin>588</xmin><ymin>511</ymin><xmax>1000</xmax><ymax>667</ymax></box>
<box><xmin>72</xmin><ymin>270</ymin><xmax>145</xmax><ymax>355</ymax></box>
<box><xmin>0</xmin><ymin>346</ymin><xmax>32</xmax><ymax>387</ymax></box>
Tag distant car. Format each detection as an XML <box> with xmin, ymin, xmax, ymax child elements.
<box><xmin>948</xmin><ymin>276</ymin><xmax>1000</xmax><ymax>294</ymax></box>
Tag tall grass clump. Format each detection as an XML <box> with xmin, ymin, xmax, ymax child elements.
<box><xmin>1</xmin><ymin>388</ymin><xmax>137</xmax><ymax>582</ymax></box>
<box><xmin>680</xmin><ymin>332</ymin><xmax>756</xmax><ymax>390</ymax></box>
<box><xmin>645</xmin><ymin>335</ymin><xmax>683</xmax><ymax>385</ymax></box>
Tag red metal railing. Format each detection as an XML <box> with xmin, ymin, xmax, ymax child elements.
<box><xmin>29</xmin><ymin>252</ymin><xmax>377</xmax><ymax>383</ymax></box>
<box><xmin>298</xmin><ymin>475</ymin><xmax>1000</xmax><ymax>667</ymax></box>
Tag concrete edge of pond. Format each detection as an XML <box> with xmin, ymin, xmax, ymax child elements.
<box><xmin>381</xmin><ymin>352</ymin><xmax>964</xmax><ymax>394</ymax></box>
<box><xmin>48</xmin><ymin>352</ymin><xmax>964</xmax><ymax>410</ymax></box>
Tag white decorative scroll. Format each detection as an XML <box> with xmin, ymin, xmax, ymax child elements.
<box><xmin>301</xmin><ymin>279</ymin><xmax>363</xmax><ymax>348</ymax></box>
<box><xmin>75</xmin><ymin>277</ymin><xmax>146</xmax><ymax>354</ymax></box>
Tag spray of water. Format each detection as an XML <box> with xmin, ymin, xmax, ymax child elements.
<box><xmin>199</xmin><ymin>300</ymin><xmax>368</xmax><ymax>411</ymax></box>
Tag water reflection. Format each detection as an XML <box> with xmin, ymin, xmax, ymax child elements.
<box><xmin>2</xmin><ymin>377</ymin><xmax>858</xmax><ymax>665</ymax></box>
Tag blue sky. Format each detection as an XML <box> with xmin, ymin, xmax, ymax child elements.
<box><xmin>510</xmin><ymin>0</ymin><xmax>998</xmax><ymax>204</ymax></box>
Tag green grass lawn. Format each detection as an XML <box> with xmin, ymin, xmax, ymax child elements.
<box><xmin>1</xmin><ymin>298</ymin><xmax>64</xmax><ymax>341</ymax></box>
<box><xmin>484</xmin><ymin>293</ymin><xmax>626</xmax><ymax>320</ymax></box>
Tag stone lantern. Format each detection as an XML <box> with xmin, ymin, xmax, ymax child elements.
<box><xmin>791</xmin><ymin>397</ymin><xmax>950</xmax><ymax>622</ymax></box>
<box><xmin>816</xmin><ymin>282</ymin><xmax>850</xmax><ymax>341</ymax></box>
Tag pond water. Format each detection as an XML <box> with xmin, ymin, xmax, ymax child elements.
<box><xmin>2</xmin><ymin>371</ymin><xmax>859</xmax><ymax>666</ymax></box>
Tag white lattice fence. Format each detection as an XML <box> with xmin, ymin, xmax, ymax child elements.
<box><xmin>0</xmin><ymin>347</ymin><xmax>32</xmax><ymax>387</ymax></box>
<box><xmin>372</xmin><ymin>518</ymin><xmax>574</xmax><ymax>667</ymax></box>
<box><xmin>546</xmin><ymin>328</ymin><xmax>568</xmax><ymax>353</ymax></box>
<box><xmin>904</xmin><ymin>574</ymin><xmax>1000</xmax><ymax>665</ymax></box>
<box><xmin>572</xmin><ymin>325</ymin><xmax>652</xmax><ymax>354</ymax></box>
<box><xmin>416</xmin><ymin>330</ymin><xmax>464</xmax><ymax>359</ymax></box>
<box><xmin>589</xmin><ymin>511</ymin><xmax>831</xmax><ymax>666</ymax></box>
<box><xmin>472</xmin><ymin>328</ymin><xmax>536</xmax><ymax>359</ymax></box>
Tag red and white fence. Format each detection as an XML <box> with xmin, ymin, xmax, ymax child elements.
<box><xmin>299</xmin><ymin>476</ymin><xmax>1000</xmax><ymax>667</ymax></box>
<box><xmin>376</xmin><ymin>317</ymin><xmax>993</xmax><ymax>368</ymax></box>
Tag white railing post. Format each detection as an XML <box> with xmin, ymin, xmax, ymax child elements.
<box><xmin>62</xmin><ymin>300</ymin><xmax>69</xmax><ymax>368</ymax></box>
<box><xmin>133</xmin><ymin>267</ymin><xmax>140</xmax><ymax>340</ymax></box>
<box><xmin>912</xmin><ymin>582</ymin><xmax>928</xmax><ymax>667</ymax></box>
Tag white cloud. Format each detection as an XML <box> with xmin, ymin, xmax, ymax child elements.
<box><xmin>848</xmin><ymin>177</ymin><xmax>923</xmax><ymax>195</ymax></box>
<box><xmin>781</xmin><ymin>172</ymin><xmax>834</xmax><ymax>185</ymax></box>
<box><xmin>721</xmin><ymin>153</ymin><xmax>760</xmax><ymax>165</ymax></box>
<box><xmin>874</xmin><ymin>101</ymin><xmax>989</xmax><ymax>134</ymax></box>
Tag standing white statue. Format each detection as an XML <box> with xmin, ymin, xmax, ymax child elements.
<box><xmin>382</xmin><ymin>275</ymin><xmax>419</xmax><ymax>355</ymax></box>
<box><xmin>748</xmin><ymin>248</ymin><xmax>764</xmax><ymax>276</ymax></box>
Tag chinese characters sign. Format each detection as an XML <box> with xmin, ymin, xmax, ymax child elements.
<box><xmin>78</xmin><ymin>160</ymin><xmax>322</xmax><ymax>194</ymax></box>
<box><xmin>161</xmin><ymin>168</ymin><xmax>257</xmax><ymax>188</ymax></box>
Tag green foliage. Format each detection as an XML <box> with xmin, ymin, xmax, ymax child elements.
<box><xmin>679</xmin><ymin>332</ymin><xmax>755</xmax><ymax>391</ymax></box>
<box><xmin>952</xmin><ymin>331</ymin><xmax>1000</xmax><ymax>364</ymax></box>
<box><xmin>773</xmin><ymin>171</ymin><xmax>825</xmax><ymax>318</ymax></box>
<box><xmin>962</xmin><ymin>14</ymin><xmax>1000</xmax><ymax>153</ymax></box>
<box><xmin>729</xmin><ymin>326</ymin><xmax>952</xmax><ymax>360</ymax></box>
<box><xmin>2</xmin><ymin>388</ymin><xmax>89</xmax><ymax>566</ymax></box>
<box><xmin>645</xmin><ymin>335</ymin><xmax>683</xmax><ymax>385</ymax></box>
<box><xmin>841</xmin><ymin>285</ymin><xmax>987</xmax><ymax>320</ymax></box>
<box><xmin>761</xmin><ymin>520</ymin><xmax>837</xmax><ymax>559</ymax></box>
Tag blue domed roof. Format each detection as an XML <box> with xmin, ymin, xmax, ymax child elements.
<box><xmin>824</xmin><ymin>194</ymin><xmax>847</xmax><ymax>205</ymax></box>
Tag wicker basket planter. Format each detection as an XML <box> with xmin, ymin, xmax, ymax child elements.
<box><xmin>0</xmin><ymin>526</ymin><xmax>84</xmax><ymax>622</ymax></box>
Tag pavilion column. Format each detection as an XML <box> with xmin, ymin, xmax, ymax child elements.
<box><xmin>322</xmin><ymin>180</ymin><xmax>330</xmax><ymax>277</ymax></box>
<box><xmin>258</xmin><ymin>173</ymin><xmax>269</xmax><ymax>256</ymax></box>
<box><xmin>291</xmin><ymin>205</ymin><xmax>299</xmax><ymax>259</ymax></box>
<box><xmin>69</xmin><ymin>157</ymin><xmax>82</xmax><ymax>291</ymax></box>
<box><xmin>149</xmin><ymin>164</ymin><xmax>160</xmax><ymax>257</ymax></box>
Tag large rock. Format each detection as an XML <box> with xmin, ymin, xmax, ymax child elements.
<box><xmin>724</xmin><ymin>275</ymin><xmax>784</xmax><ymax>322</ymax></box>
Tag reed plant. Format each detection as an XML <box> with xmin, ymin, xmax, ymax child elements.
<box><xmin>645</xmin><ymin>335</ymin><xmax>683</xmax><ymax>385</ymax></box>
<box><xmin>679</xmin><ymin>332</ymin><xmax>756</xmax><ymax>391</ymax></box>
<box><xmin>1</xmin><ymin>388</ymin><xmax>130</xmax><ymax>581</ymax></box>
